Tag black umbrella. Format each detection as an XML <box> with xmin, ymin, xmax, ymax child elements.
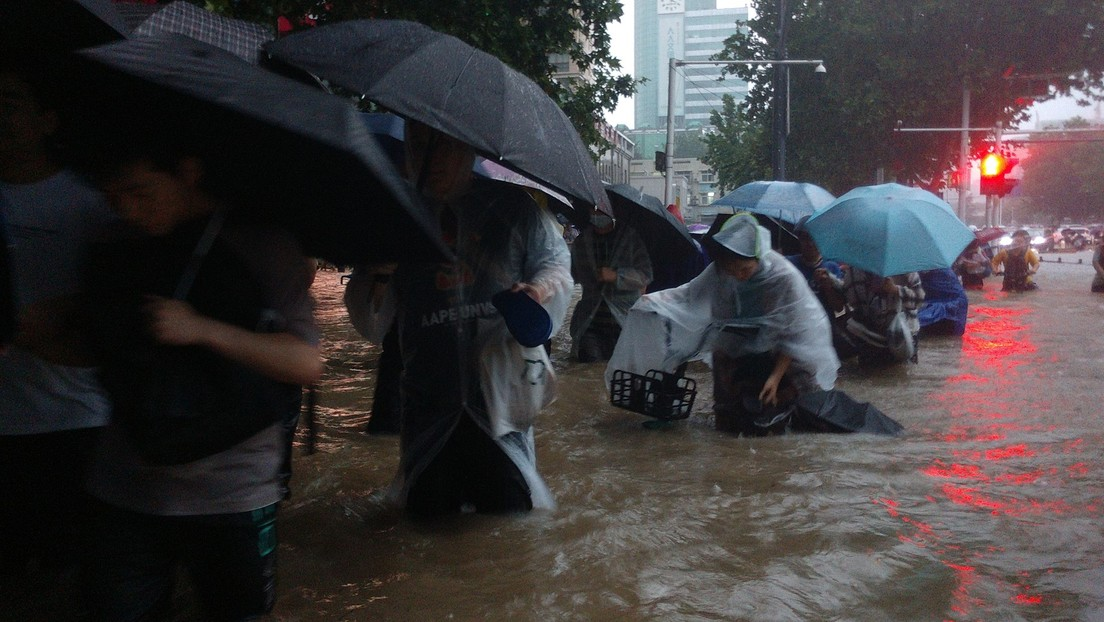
<box><xmin>1</xmin><ymin>0</ymin><xmax>128</xmax><ymax>52</ymax></box>
<box><xmin>791</xmin><ymin>390</ymin><xmax>904</xmax><ymax>436</ymax></box>
<box><xmin>264</xmin><ymin>19</ymin><xmax>610</xmax><ymax>222</ymax></box>
<box><xmin>67</xmin><ymin>34</ymin><xmax>449</xmax><ymax>265</ymax></box>
<box><xmin>605</xmin><ymin>183</ymin><xmax>699</xmax><ymax>270</ymax></box>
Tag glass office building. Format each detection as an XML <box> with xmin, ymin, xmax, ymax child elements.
<box><xmin>634</xmin><ymin>0</ymin><xmax>749</xmax><ymax>130</ymax></box>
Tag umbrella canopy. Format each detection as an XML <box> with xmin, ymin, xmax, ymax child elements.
<box><xmin>712</xmin><ymin>180</ymin><xmax>835</xmax><ymax>225</ymax></box>
<box><xmin>131</xmin><ymin>1</ymin><xmax>273</xmax><ymax>65</ymax></box>
<box><xmin>974</xmin><ymin>226</ymin><xmax>1006</xmax><ymax>245</ymax></box>
<box><xmin>605</xmin><ymin>184</ymin><xmax>698</xmax><ymax>270</ymax></box>
<box><xmin>264</xmin><ymin>19</ymin><xmax>609</xmax><ymax>220</ymax></box>
<box><xmin>67</xmin><ymin>34</ymin><xmax>449</xmax><ymax>266</ymax></box>
<box><xmin>1</xmin><ymin>0</ymin><xmax>128</xmax><ymax>52</ymax></box>
<box><xmin>360</xmin><ymin>112</ymin><xmax>573</xmax><ymax>210</ymax></box>
<box><xmin>804</xmin><ymin>183</ymin><xmax>974</xmax><ymax>277</ymax></box>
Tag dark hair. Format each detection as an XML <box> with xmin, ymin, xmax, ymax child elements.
<box><xmin>1013</xmin><ymin>229</ymin><xmax>1029</xmax><ymax>239</ymax></box>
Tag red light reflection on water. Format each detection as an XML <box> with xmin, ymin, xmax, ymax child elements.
<box><xmin>1013</xmin><ymin>593</ymin><xmax>1044</xmax><ymax>605</ymax></box>
<box><xmin>881</xmin><ymin>304</ymin><xmax>1081</xmax><ymax>616</ymax></box>
<box><xmin>960</xmin><ymin>307</ymin><xmax>1035</xmax><ymax>372</ymax></box>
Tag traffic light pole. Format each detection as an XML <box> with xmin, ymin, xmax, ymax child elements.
<box><xmin>985</xmin><ymin>122</ymin><xmax>1002</xmax><ymax>226</ymax></box>
<box><xmin>958</xmin><ymin>83</ymin><xmax>970</xmax><ymax>222</ymax></box>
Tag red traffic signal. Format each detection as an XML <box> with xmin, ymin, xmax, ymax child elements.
<box><xmin>980</xmin><ymin>152</ymin><xmax>1017</xmax><ymax>196</ymax></box>
<box><xmin>980</xmin><ymin>152</ymin><xmax>1007</xmax><ymax>177</ymax></box>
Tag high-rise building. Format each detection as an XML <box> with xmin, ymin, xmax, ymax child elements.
<box><xmin>634</xmin><ymin>0</ymin><xmax>749</xmax><ymax>130</ymax></box>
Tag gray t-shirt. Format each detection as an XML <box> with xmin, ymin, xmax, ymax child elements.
<box><xmin>0</xmin><ymin>170</ymin><xmax>115</xmax><ymax>435</ymax></box>
<box><xmin>86</xmin><ymin>221</ymin><xmax>319</xmax><ymax>516</ymax></box>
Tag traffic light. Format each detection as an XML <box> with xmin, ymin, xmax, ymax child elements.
<box><xmin>654</xmin><ymin>150</ymin><xmax>667</xmax><ymax>173</ymax></box>
<box><xmin>980</xmin><ymin>152</ymin><xmax>1011</xmax><ymax>196</ymax></box>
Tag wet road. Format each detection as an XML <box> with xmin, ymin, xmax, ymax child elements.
<box><xmin>260</xmin><ymin>249</ymin><xmax>1103</xmax><ymax>621</ymax></box>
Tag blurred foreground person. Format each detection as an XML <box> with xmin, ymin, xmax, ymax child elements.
<box><xmin>344</xmin><ymin>120</ymin><xmax>572</xmax><ymax>517</ymax></box>
<box><xmin>0</xmin><ymin>60</ymin><xmax>115</xmax><ymax>595</ymax></box>
<box><xmin>71</xmin><ymin>135</ymin><xmax>322</xmax><ymax>620</ymax></box>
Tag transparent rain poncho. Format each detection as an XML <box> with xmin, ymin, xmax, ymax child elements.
<box><xmin>569</xmin><ymin>222</ymin><xmax>653</xmax><ymax>357</ymax></box>
<box><xmin>605</xmin><ymin>215</ymin><xmax>839</xmax><ymax>393</ymax></box>
<box><xmin>345</xmin><ymin>181</ymin><xmax>572</xmax><ymax>510</ymax></box>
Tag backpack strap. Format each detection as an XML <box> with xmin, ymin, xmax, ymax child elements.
<box><xmin>173</xmin><ymin>209</ymin><xmax>226</xmax><ymax>300</ymax></box>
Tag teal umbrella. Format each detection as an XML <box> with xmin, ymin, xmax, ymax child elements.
<box><xmin>712</xmin><ymin>180</ymin><xmax>835</xmax><ymax>225</ymax></box>
<box><xmin>804</xmin><ymin>183</ymin><xmax>974</xmax><ymax>277</ymax></box>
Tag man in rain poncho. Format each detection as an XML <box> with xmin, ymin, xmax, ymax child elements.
<box><xmin>344</xmin><ymin>121</ymin><xmax>572</xmax><ymax>516</ymax></box>
<box><xmin>570</xmin><ymin>209</ymin><xmax>652</xmax><ymax>362</ymax></box>
<box><xmin>605</xmin><ymin>212</ymin><xmax>838</xmax><ymax>433</ymax></box>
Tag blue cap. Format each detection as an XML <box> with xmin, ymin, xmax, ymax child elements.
<box><xmin>492</xmin><ymin>289</ymin><xmax>553</xmax><ymax>348</ymax></box>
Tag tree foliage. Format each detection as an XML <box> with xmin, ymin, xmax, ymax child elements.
<box><xmin>202</xmin><ymin>0</ymin><xmax>637</xmax><ymax>152</ymax></box>
<box><xmin>710</xmin><ymin>0</ymin><xmax>1104</xmax><ymax>195</ymax></box>
<box><xmin>1019</xmin><ymin>120</ymin><xmax>1104</xmax><ymax>223</ymax></box>
<box><xmin>701</xmin><ymin>95</ymin><xmax>771</xmax><ymax>192</ymax></box>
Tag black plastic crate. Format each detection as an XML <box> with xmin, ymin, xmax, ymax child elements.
<box><xmin>609</xmin><ymin>369</ymin><xmax>697</xmax><ymax>420</ymax></box>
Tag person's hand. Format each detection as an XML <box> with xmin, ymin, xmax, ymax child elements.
<box><xmin>882</xmin><ymin>277</ymin><xmax>899</xmax><ymax>296</ymax></box>
<box><xmin>759</xmin><ymin>375</ymin><xmax>781</xmax><ymax>406</ymax></box>
<box><xmin>813</xmin><ymin>268</ymin><xmax>833</xmax><ymax>287</ymax></box>
<box><xmin>511</xmin><ymin>281</ymin><xmax>547</xmax><ymax>304</ymax></box>
<box><xmin>143</xmin><ymin>296</ymin><xmax>212</xmax><ymax>346</ymax></box>
<box><xmin>598</xmin><ymin>267</ymin><xmax>618</xmax><ymax>284</ymax></box>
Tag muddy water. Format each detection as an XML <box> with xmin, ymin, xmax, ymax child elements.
<box><xmin>255</xmin><ymin>250</ymin><xmax>1104</xmax><ymax>622</ymax></box>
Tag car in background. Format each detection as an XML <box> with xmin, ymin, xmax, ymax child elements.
<box><xmin>1060</xmin><ymin>226</ymin><xmax>1096</xmax><ymax>250</ymax></box>
<box><xmin>997</xmin><ymin>226</ymin><xmax>1048</xmax><ymax>251</ymax></box>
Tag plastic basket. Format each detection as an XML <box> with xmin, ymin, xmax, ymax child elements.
<box><xmin>609</xmin><ymin>369</ymin><xmax>697</xmax><ymax>421</ymax></box>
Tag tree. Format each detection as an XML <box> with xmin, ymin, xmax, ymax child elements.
<box><xmin>709</xmin><ymin>0</ymin><xmax>1104</xmax><ymax>195</ymax></box>
<box><xmin>1019</xmin><ymin>119</ymin><xmax>1104</xmax><ymax>223</ymax></box>
<box><xmin>700</xmin><ymin>95</ymin><xmax>771</xmax><ymax>192</ymax></box>
<box><xmin>202</xmin><ymin>0</ymin><xmax>637</xmax><ymax>154</ymax></box>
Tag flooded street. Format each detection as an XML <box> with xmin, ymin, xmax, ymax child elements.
<box><xmin>257</xmin><ymin>250</ymin><xmax>1104</xmax><ymax>622</ymax></box>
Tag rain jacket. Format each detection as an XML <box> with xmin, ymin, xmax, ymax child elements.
<box><xmin>918</xmin><ymin>268</ymin><xmax>968</xmax><ymax>336</ymax></box>
<box><xmin>345</xmin><ymin>181</ymin><xmax>572</xmax><ymax>510</ymax></box>
<box><xmin>604</xmin><ymin>222</ymin><xmax>838</xmax><ymax>394</ymax></box>
<box><xmin>569</xmin><ymin>223</ymin><xmax>652</xmax><ymax>357</ymax></box>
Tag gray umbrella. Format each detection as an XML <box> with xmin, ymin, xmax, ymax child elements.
<box><xmin>131</xmin><ymin>1</ymin><xmax>273</xmax><ymax>65</ymax></box>
<box><xmin>265</xmin><ymin>19</ymin><xmax>609</xmax><ymax>221</ymax></box>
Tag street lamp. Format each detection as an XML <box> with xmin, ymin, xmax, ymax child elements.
<box><xmin>663</xmin><ymin>58</ymin><xmax>826</xmax><ymax>206</ymax></box>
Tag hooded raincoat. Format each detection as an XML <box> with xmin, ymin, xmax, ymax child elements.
<box><xmin>345</xmin><ymin>181</ymin><xmax>572</xmax><ymax>511</ymax></box>
<box><xmin>569</xmin><ymin>222</ymin><xmax>652</xmax><ymax>358</ymax></box>
<box><xmin>605</xmin><ymin>214</ymin><xmax>838</xmax><ymax>394</ymax></box>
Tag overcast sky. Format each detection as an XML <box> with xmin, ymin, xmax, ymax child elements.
<box><xmin>603</xmin><ymin>0</ymin><xmax>1098</xmax><ymax>129</ymax></box>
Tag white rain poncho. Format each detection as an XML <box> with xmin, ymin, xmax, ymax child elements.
<box><xmin>605</xmin><ymin>214</ymin><xmax>838</xmax><ymax>394</ymax></box>
<box><xmin>569</xmin><ymin>222</ymin><xmax>652</xmax><ymax>357</ymax></box>
<box><xmin>344</xmin><ymin>181</ymin><xmax>572</xmax><ymax>510</ymax></box>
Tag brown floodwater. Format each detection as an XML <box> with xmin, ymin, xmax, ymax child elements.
<box><xmin>264</xmin><ymin>251</ymin><xmax>1104</xmax><ymax>621</ymax></box>
<box><xmin>11</xmin><ymin>251</ymin><xmax>1104</xmax><ymax>622</ymax></box>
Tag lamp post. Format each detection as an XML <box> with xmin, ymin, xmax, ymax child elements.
<box><xmin>663</xmin><ymin>58</ymin><xmax>826</xmax><ymax>206</ymax></box>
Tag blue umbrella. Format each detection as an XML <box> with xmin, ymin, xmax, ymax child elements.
<box><xmin>804</xmin><ymin>183</ymin><xmax>974</xmax><ymax>277</ymax></box>
<box><xmin>712</xmin><ymin>180</ymin><xmax>835</xmax><ymax>225</ymax></box>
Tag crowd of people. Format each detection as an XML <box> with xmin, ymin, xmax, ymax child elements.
<box><xmin>4</xmin><ymin>45</ymin><xmax>1088</xmax><ymax>621</ymax></box>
